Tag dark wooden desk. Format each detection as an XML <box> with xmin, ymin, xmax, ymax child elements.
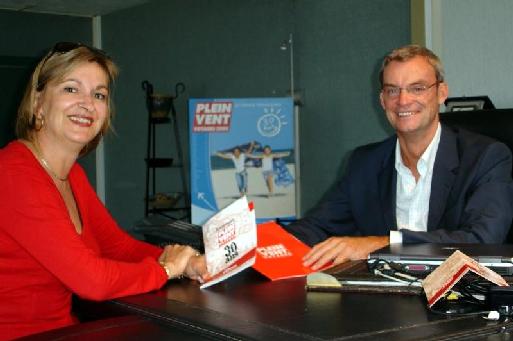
<box><xmin>107</xmin><ymin>267</ymin><xmax>513</xmax><ymax>341</ymax></box>
<box><xmin>19</xmin><ymin>315</ymin><xmax>204</xmax><ymax>341</ymax></box>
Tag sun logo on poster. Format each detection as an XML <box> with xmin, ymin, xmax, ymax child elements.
<box><xmin>257</xmin><ymin>107</ymin><xmax>287</xmax><ymax>137</ymax></box>
<box><xmin>193</xmin><ymin>102</ymin><xmax>232</xmax><ymax>132</ymax></box>
<box><xmin>257</xmin><ymin>244</ymin><xmax>292</xmax><ymax>258</ymax></box>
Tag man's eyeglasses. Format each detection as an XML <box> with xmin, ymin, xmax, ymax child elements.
<box><xmin>382</xmin><ymin>82</ymin><xmax>440</xmax><ymax>99</ymax></box>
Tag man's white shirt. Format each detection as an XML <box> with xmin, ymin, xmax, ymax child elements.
<box><xmin>390</xmin><ymin>123</ymin><xmax>442</xmax><ymax>244</ymax></box>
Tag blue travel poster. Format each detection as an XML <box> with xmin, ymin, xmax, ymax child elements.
<box><xmin>189</xmin><ymin>97</ymin><xmax>296</xmax><ymax>225</ymax></box>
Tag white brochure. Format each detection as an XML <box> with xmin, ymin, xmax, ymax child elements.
<box><xmin>200</xmin><ymin>196</ymin><xmax>257</xmax><ymax>289</ymax></box>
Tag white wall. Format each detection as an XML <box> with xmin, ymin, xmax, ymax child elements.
<box><xmin>430</xmin><ymin>0</ymin><xmax>513</xmax><ymax>109</ymax></box>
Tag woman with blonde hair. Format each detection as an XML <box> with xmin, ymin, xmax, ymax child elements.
<box><xmin>0</xmin><ymin>42</ymin><xmax>206</xmax><ymax>340</ymax></box>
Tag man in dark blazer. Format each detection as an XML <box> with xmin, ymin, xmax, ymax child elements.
<box><xmin>285</xmin><ymin>45</ymin><xmax>513</xmax><ymax>270</ymax></box>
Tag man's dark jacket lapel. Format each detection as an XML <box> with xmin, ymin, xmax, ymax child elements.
<box><xmin>378</xmin><ymin>138</ymin><xmax>398</xmax><ymax>230</ymax></box>
<box><xmin>428</xmin><ymin>126</ymin><xmax>459</xmax><ymax>230</ymax></box>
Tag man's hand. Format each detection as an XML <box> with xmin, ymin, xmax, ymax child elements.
<box><xmin>303</xmin><ymin>236</ymin><xmax>389</xmax><ymax>270</ymax></box>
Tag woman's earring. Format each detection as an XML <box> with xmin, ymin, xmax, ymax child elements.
<box><xmin>32</xmin><ymin>114</ymin><xmax>45</xmax><ymax>131</ymax></box>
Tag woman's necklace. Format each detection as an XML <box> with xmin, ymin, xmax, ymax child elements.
<box><xmin>32</xmin><ymin>141</ymin><xmax>69</xmax><ymax>182</ymax></box>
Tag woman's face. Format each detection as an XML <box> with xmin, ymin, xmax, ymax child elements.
<box><xmin>35</xmin><ymin>61</ymin><xmax>109</xmax><ymax>151</ymax></box>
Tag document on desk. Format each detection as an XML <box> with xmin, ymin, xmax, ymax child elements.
<box><xmin>200</xmin><ymin>196</ymin><xmax>257</xmax><ymax>289</ymax></box>
<box><xmin>305</xmin><ymin>261</ymin><xmax>423</xmax><ymax>295</ymax></box>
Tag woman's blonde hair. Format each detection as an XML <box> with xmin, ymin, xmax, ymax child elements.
<box><xmin>16</xmin><ymin>42</ymin><xmax>118</xmax><ymax>155</ymax></box>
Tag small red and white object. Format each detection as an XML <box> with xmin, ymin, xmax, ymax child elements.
<box><xmin>422</xmin><ymin>250</ymin><xmax>509</xmax><ymax>307</ymax></box>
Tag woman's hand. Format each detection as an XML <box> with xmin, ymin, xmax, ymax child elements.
<box><xmin>158</xmin><ymin>244</ymin><xmax>199</xmax><ymax>279</ymax></box>
<box><xmin>184</xmin><ymin>255</ymin><xmax>208</xmax><ymax>283</ymax></box>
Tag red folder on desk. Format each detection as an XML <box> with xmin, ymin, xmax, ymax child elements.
<box><xmin>254</xmin><ymin>222</ymin><xmax>330</xmax><ymax>280</ymax></box>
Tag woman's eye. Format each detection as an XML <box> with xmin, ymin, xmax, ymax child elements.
<box><xmin>95</xmin><ymin>93</ymin><xmax>107</xmax><ymax>100</ymax></box>
<box><xmin>64</xmin><ymin>87</ymin><xmax>78</xmax><ymax>93</ymax></box>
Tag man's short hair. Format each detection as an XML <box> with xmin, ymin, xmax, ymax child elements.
<box><xmin>379</xmin><ymin>44</ymin><xmax>445</xmax><ymax>87</ymax></box>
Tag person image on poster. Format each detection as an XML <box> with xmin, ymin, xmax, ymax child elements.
<box><xmin>216</xmin><ymin>141</ymin><xmax>255</xmax><ymax>196</ymax></box>
<box><xmin>250</xmin><ymin>145</ymin><xmax>290</xmax><ymax>198</ymax></box>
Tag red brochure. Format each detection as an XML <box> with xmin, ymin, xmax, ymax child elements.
<box><xmin>253</xmin><ymin>221</ymin><xmax>330</xmax><ymax>280</ymax></box>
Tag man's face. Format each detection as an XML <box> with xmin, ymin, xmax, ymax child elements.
<box><xmin>379</xmin><ymin>56</ymin><xmax>448</xmax><ymax>139</ymax></box>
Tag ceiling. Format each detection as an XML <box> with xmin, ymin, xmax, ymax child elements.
<box><xmin>0</xmin><ymin>0</ymin><xmax>151</xmax><ymax>17</ymax></box>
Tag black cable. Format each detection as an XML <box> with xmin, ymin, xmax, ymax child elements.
<box><xmin>367</xmin><ymin>259</ymin><xmax>422</xmax><ymax>286</ymax></box>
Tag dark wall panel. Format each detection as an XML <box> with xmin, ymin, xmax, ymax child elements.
<box><xmin>0</xmin><ymin>11</ymin><xmax>91</xmax><ymax>56</ymax></box>
<box><xmin>294</xmin><ymin>0</ymin><xmax>410</xmax><ymax>213</ymax></box>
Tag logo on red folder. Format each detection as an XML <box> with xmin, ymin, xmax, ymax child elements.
<box><xmin>193</xmin><ymin>102</ymin><xmax>232</xmax><ymax>132</ymax></box>
<box><xmin>253</xmin><ymin>222</ymin><xmax>332</xmax><ymax>281</ymax></box>
<box><xmin>257</xmin><ymin>244</ymin><xmax>292</xmax><ymax>259</ymax></box>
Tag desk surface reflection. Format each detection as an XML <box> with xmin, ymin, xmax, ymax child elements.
<box><xmin>110</xmin><ymin>267</ymin><xmax>513</xmax><ymax>340</ymax></box>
